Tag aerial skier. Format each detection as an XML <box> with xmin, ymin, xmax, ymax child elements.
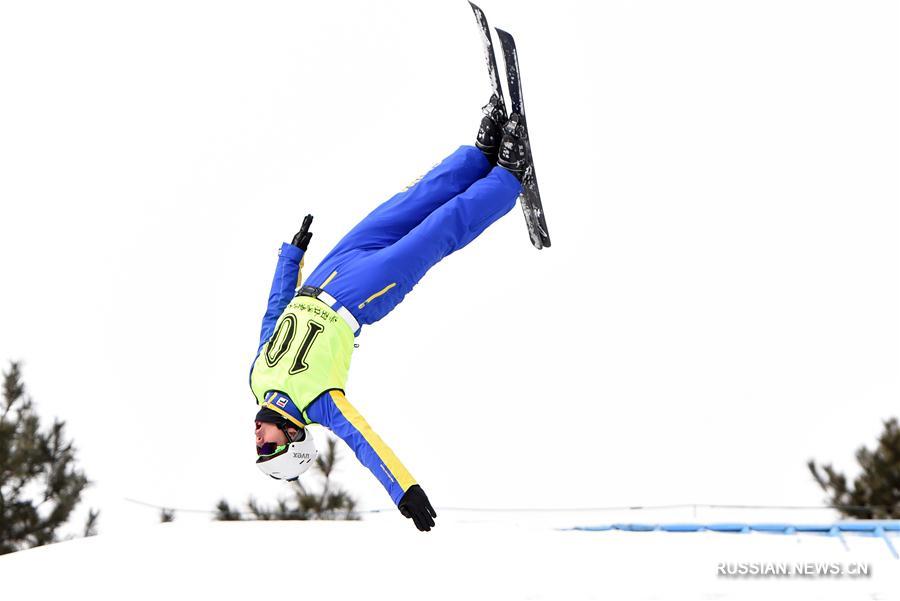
<box><xmin>252</xmin><ymin>5</ymin><xmax>545</xmax><ymax>532</ymax></box>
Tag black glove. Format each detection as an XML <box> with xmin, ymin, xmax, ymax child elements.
<box><xmin>291</xmin><ymin>214</ymin><xmax>314</xmax><ymax>251</ymax></box>
<box><xmin>398</xmin><ymin>484</ymin><xmax>437</xmax><ymax>532</ymax></box>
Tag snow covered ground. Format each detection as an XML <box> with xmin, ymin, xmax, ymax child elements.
<box><xmin>2</xmin><ymin>514</ymin><xmax>898</xmax><ymax>600</ymax></box>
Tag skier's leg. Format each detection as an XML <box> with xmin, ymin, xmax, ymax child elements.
<box><xmin>304</xmin><ymin>146</ymin><xmax>490</xmax><ymax>290</ymax></box>
<box><xmin>321</xmin><ymin>146</ymin><xmax>490</xmax><ymax>256</ymax></box>
<box><xmin>322</xmin><ymin>165</ymin><xmax>521</xmax><ymax>326</ymax></box>
<box><xmin>304</xmin><ymin>146</ymin><xmax>490</xmax><ymax>291</ymax></box>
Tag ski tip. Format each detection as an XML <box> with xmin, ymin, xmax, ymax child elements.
<box><xmin>469</xmin><ymin>2</ymin><xmax>486</xmax><ymax>24</ymax></box>
<box><xmin>495</xmin><ymin>27</ymin><xmax>513</xmax><ymax>42</ymax></box>
<box><xmin>530</xmin><ymin>234</ymin><xmax>551</xmax><ymax>250</ymax></box>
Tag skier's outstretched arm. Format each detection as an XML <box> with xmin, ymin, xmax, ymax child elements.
<box><xmin>257</xmin><ymin>216</ymin><xmax>314</xmax><ymax>353</ymax></box>
<box><xmin>305</xmin><ymin>390</ymin><xmax>437</xmax><ymax>531</ymax></box>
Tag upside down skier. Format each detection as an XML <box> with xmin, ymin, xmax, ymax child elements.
<box><xmin>251</xmin><ymin>100</ymin><xmax>532</xmax><ymax>533</ymax></box>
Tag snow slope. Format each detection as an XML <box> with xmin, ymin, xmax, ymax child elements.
<box><xmin>1</xmin><ymin>516</ymin><xmax>898</xmax><ymax>600</ymax></box>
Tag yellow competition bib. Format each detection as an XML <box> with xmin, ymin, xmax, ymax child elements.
<box><xmin>251</xmin><ymin>296</ymin><xmax>355</xmax><ymax>418</ymax></box>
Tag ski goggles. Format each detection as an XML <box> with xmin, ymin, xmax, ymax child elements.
<box><xmin>256</xmin><ymin>442</ymin><xmax>289</xmax><ymax>462</ymax></box>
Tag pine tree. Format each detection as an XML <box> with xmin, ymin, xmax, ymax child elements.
<box><xmin>808</xmin><ymin>417</ymin><xmax>900</xmax><ymax>519</ymax></box>
<box><xmin>215</xmin><ymin>437</ymin><xmax>358</xmax><ymax>521</ymax></box>
<box><xmin>0</xmin><ymin>361</ymin><xmax>98</xmax><ymax>554</ymax></box>
<box><xmin>214</xmin><ymin>500</ymin><xmax>243</xmax><ymax>521</ymax></box>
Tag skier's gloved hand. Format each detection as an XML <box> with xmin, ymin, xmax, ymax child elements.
<box><xmin>291</xmin><ymin>214</ymin><xmax>314</xmax><ymax>251</ymax></box>
<box><xmin>398</xmin><ymin>484</ymin><xmax>437</xmax><ymax>532</ymax></box>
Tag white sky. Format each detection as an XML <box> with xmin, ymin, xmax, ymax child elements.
<box><xmin>0</xmin><ymin>0</ymin><xmax>897</xmax><ymax>535</ymax></box>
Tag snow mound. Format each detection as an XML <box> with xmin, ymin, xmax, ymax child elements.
<box><xmin>1</xmin><ymin>517</ymin><xmax>898</xmax><ymax>600</ymax></box>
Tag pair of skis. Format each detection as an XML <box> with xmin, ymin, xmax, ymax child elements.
<box><xmin>469</xmin><ymin>2</ymin><xmax>551</xmax><ymax>249</ymax></box>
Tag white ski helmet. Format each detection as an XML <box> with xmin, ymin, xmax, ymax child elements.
<box><xmin>256</xmin><ymin>425</ymin><xmax>318</xmax><ymax>481</ymax></box>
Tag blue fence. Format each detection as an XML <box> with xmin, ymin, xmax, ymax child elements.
<box><xmin>567</xmin><ymin>522</ymin><xmax>900</xmax><ymax>558</ymax></box>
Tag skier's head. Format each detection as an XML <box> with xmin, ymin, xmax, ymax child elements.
<box><xmin>254</xmin><ymin>417</ymin><xmax>297</xmax><ymax>447</ymax></box>
<box><xmin>254</xmin><ymin>396</ymin><xmax>317</xmax><ymax>480</ymax></box>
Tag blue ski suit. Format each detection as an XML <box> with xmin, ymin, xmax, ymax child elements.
<box><xmin>252</xmin><ymin>145</ymin><xmax>521</xmax><ymax>504</ymax></box>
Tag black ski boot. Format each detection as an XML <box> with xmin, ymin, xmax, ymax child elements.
<box><xmin>475</xmin><ymin>94</ymin><xmax>506</xmax><ymax>162</ymax></box>
<box><xmin>497</xmin><ymin>114</ymin><xmax>528</xmax><ymax>181</ymax></box>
